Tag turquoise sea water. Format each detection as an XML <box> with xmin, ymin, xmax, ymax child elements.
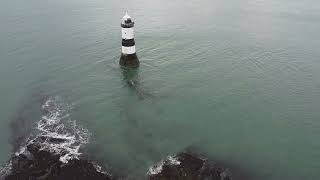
<box><xmin>1</xmin><ymin>0</ymin><xmax>320</xmax><ymax>179</ymax></box>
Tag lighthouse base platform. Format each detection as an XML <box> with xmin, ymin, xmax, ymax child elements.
<box><xmin>120</xmin><ymin>53</ymin><xmax>139</xmax><ymax>68</ymax></box>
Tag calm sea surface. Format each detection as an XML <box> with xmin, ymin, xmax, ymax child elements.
<box><xmin>1</xmin><ymin>0</ymin><xmax>320</xmax><ymax>179</ymax></box>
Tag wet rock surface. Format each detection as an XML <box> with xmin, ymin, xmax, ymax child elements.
<box><xmin>147</xmin><ymin>152</ymin><xmax>232</xmax><ymax>180</ymax></box>
<box><xmin>119</xmin><ymin>53</ymin><xmax>139</xmax><ymax>68</ymax></box>
<box><xmin>2</xmin><ymin>143</ymin><xmax>114</xmax><ymax>180</ymax></box>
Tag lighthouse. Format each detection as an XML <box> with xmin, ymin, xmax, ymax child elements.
<box><xmin>119</xmin><ymin>12</ymin><xmax>139</xmax><ymax>68</ymax></box>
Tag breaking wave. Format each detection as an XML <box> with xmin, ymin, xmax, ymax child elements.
<box><xmin>147</xmin><ymin>156</ymin><xmax>181</xmax><ymax>175</ymax></box>
<box><xmin>16</xmin><ymin>97</ymin><xmax>90</xmax><ymax>163</ymax></box>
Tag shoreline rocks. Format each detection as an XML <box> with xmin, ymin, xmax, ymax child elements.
<box><xmin>0</xmin><ymin>97</ymin><xmax>243</xmax><ymax>180</ymax></box>
<box><xmin>1</xmin><ymin>149</ymin><xmax>237</xmax><ymax>180</ymax></box>
<box><xmin>147</xmin><ymin>152</ymin><xmax>232</xmax><ymax>180</ymax></box>
<box><xmin>1</xmin><ymin>142</ymin><xmax>114</xmax><ymax>180</ymax></box>
<box><xmin>0</xmin><ymin>147</ymin><xmax>243</xmax><ymax>180</ymax></box>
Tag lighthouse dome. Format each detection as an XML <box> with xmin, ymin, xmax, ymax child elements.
<box><xmin>123</xmin><ymin>12</ymin><xmax>131</xmax><ymax>20</ymax></box>
<box><xmin>121</xmin><ymin>12</ymin><xmax>134</xmax><ymax>27</ymax></box>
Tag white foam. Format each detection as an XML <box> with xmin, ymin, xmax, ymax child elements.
<box><xmin>147</xmin><ymin>156</ymin><xmax>181</xmax><ymax>175</ymax></box>
<box><xmin>17</xmin><ymin>97</ymin><xmax>90</xmax><ymax>163</ymax></box>
<box><xmin>0</xmin><ymin>161</ymin><xmax>12</xmax><ymax>179</ymax></box>
<box><xmin>168</xmin><ymin>156</ymin><xmax>181</xmax><ymax>165</ymax></box>
<box><xmin>147</xmin><ymin>160</ymin><xmax>164</xmax><ymax>175</ymax></box>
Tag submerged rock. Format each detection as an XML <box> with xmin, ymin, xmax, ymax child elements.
<box><xmin>2</xmin><ymin>142</ymin><xmax>114</xmax><ymax>180</ymax></box>
<box><xmin>147</xmin><ymin>152</ymin><xmax>232</xmax><ymax>180</ymax></box>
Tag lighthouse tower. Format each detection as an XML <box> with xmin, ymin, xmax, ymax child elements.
<box><xmin>119</xmin><ymin>12</ymin><xmax>139</xmax><ymax>67</ymax></box>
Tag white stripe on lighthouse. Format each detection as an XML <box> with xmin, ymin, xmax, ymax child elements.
<box><xmin>121</xmin><ymin>28</ymin><xmax>134</xmax><ymax>40</ymax></box>
<box><xmin>122</xmin><ymin>46</ymin><xmax>136</xmax><ymax>54</ymax></box>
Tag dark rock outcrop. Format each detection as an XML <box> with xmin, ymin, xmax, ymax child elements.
<box><xmin>147</xmin><ymin>152</ymin><xmax>232</xmax><ymax>180</ymax></box>
<box><xmin>2</xmin><ymin>143</ymin><xmax>114</xmax><ymax>180</ymax></box>
<box><xmin>120</xmin><ymin>53</ymin><xmax>139</xmax><ymax>68</ymax></box>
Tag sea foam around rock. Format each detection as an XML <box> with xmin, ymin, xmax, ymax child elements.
<box><xmin>0</xmin><ymin>97</ymin><xmax>114</xmax><ymax>180</ymax></box>
<box><xmin>17</xmin><ymin>97</ymin><xmax>90</xmax><ymax>163</ymax></box>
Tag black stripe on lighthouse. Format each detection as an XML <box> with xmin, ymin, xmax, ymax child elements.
<box><xmin>121</xmin><ymin>22</ymin><xmax>134</xmax><ymax>28</ymax></box>
<box><xmin>122</xmin><ymin>39</ymin><xmax>135</xmax><ymax>47</ymax></box>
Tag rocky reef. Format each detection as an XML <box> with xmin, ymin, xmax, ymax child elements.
<box><xmin>0</xmin><ymin>96</ymin><xmax>241</xmax><ymax>180</ymax></box>
<box><xmin>1</xmin><ymin>150</ymin><xmax>233</xmax><ymax>180</ymax></box>
<box><xmin>1</xmin><ymin>143</ymin><xmax>114</xmax><ymax>180</ymax></box>
<box><xmin>147</xmin><ymin>152</ymin><xmax>232</xmax><ymax>180</ymax></box>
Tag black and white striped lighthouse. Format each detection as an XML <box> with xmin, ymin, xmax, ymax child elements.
<box><xmin>119</xmin><ymin>12</ymin><xmax>139</xmax><ymax>68</ymax></box>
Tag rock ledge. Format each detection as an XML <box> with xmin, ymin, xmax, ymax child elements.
<box><xmin>147</xmin><ymin>152</ymin><xmax>232</xmax><ymax>180</ymax></box>
<box><xmin>2</xmin><ymin>143</ymin><xmax>114</xmax><ymax>180</ymax></box>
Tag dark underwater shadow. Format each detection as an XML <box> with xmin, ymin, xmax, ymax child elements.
<box><xmin>120</xmin><ymin>67</ymin><xmax>155</xmax><ymax>101</ymax></box>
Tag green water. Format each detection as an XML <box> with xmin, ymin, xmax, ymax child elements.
<box><xmin>1</xmin><ymin>0</ymin><xmax>320</xmax><ymax>179</ymax></box>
